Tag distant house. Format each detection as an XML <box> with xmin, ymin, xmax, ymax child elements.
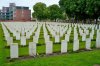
<box><xmin>0</xmin><ymin>3</ymin><xmax>31</xmax><ymax>21</ymax></box>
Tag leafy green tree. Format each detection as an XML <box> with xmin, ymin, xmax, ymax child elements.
<box><xmin>33</xmin><ymin>2</ymin><xmax>47</xmax><ymax>20</ymax></box>
<box><xmin>32</xmin><ymin>12</ymin><xmax>36</xmax><ymax>18</ymax></box>
<box><xmin>33</xmin><ymin>2</ymin><xmax>65</xmax><ymax>21</ymax></box>
<box><xmin>48</xmin><ymin>4</ymin><xmax>63</xmax><ymax>22</ymax></box>
<box><xmin>85</xmin><ymin>0</ymin><xmax>100</xmax><ymax>23</ymax></box>
<box><xmin>59</xmin><ymin>0</ymin><xmax>100</xmax><ymax>23</ymax></box>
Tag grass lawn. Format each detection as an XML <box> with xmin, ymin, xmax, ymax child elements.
<box><xmin>0</xmin><ymin>23</ymin><xmax>100</xmax><ymax>66</ymax></box>
<box><xmin>3</xmin><ymin>50</ymin><xmax>100</xmax><ymax>66</ymax></box>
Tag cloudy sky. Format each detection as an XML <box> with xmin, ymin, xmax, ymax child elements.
<box><xmin>0</xmin><ymin>0</ymin><xmax>60</xmax><ymax>12</ymax></box>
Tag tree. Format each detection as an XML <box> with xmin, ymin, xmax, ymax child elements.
<box><xmin>59</xmin><ymin>0</ymin><xmax>100</xmax><ymax>23</ymax></box>
<box><xmin>59</xmin><ymin>0</ymin><xmax>87</xmax><ymax>22</ymax></box>
<box><xmin>85</xmin><ymin>0</ymin><xmax>100</xmax><ymax>24</ymax></box>
<box><xmin>33</xmin><ymin>2</ymin><xmax>65</xmax><ymax>22</ymax></box>
<box><xmin>33</xmin><ymin>2</ymin><xmax>47</xmax><ymax>20</ymax></box>
<box><xmin>48</xmin><ymin>4</ymin><xmax>63</xmax><ymax>22</ymax></box>
<box><xmin>32</xmin><ymin>12</ymin><xmax>36</xmax><ymax>18</ymax></box>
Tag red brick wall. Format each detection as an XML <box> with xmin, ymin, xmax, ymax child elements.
<box><xmin>13</xmin><ymin>9</ymin><xmax>31</xmax><ymax>21</ymax></box>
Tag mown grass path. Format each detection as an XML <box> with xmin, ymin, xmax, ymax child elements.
<box><xmin>0</xmin><ymin>23</ymin><xmax>6</xmax><ymax>66</ymax></box>
<box><xmin>4</xmin><ymin>50</ymin><xmax>100</xmax><ymax>66</ymax></box>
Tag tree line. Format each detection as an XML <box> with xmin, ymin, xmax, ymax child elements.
<box><xmin>32</xmin><ymin>0</ymin><xmax>100</xmax><ymax>23</ymax></box>
<box><xmin>32</xmin><ymin>2</ymin><xmax>65</xmax><ymax>22</ymax></box>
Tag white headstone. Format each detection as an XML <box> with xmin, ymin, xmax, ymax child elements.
<box><xmin>61</xmin><ymin>40</ymin><xmax>68</xmax><ymax>53</ymax></box>
<box><xmin>33</xmin><ymin>36</ymin><xmax>38</xmax><ymax>43</ymax></box>
<box><xmin>86</xmin><ymin>38</ymin><xmax>91</xmax><ymax>50</ymax></box>
<box><xmin>65</xmin><ymin>34</ymin><xmax>69</xmax><ymax>42</ymax></box>
<box><xmin>10</xmin><ymin>43</ymin><xmax>18</xmax><ymax>58</ymax></box>
<box><xmin>21</xmin><ymin>28</ymin><xmax>25</xmax><ymax>36</ymax></box>
<box><xmin>26</xmin><ymin>32</ymin><xmax>30</xmax><ymax>39</ymax></box>
<box><xmin>21</xmin><ymin>36</ymin><xmax>26</xmax><ymax>46</ymax></box>
<box><xmin>96</xmin><ymin>31</ymin><xmax>100</xmax><ymax>48</ymax></box>
<box><xmin>73</xmin><ymin>39</ymin><xmax>79</xmax><ymax>51</ymax></box>
<box><xmin>82</xmin><ymin>34</ymin><xmax>86</xmax><ymax>41</ymax></box>
<box><xmin>44</xmin><ymin>35</ymin><xmax>50</xmax><ymax>43</ymax></box>
<box><xmin>85</xmin><ymin>30</ymin><xmax>89</xmax><ymax>35</ymax></box>
<box><xmin>74</xmin><ymin>33</ymin><xmax>78</xmax><ymax>40</ymax></box>
<box><xmin>16</xmin><ymin>32</ymin><xmax>20</xmax><ymax>40</ymax></box>
<box><xmin>46</xmin><ymin>41</ymin><xmax>53</xmax><ymax>54</ymax></box>
<box><xmin>29</xmin><ymin>42</ymin><xmax>36</xmax><ymax>56</ymax></box>
<box><xmin>55</xmin><ymin>35</ymin><xmax>60</xmax><ymax>43</ymax></box>
<box><xmin>7</xmin><ymin>37</ymin><xmax>13</xmax><ymax>46</ymax></box>
<box><xmin>90</xmin><ymin>33</ymin><xmax>93</xmax><ymax>39</ymax></box>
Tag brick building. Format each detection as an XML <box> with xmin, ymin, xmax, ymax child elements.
<box><xmin>0</xmin><ymin>3</ymin><xmax>31</xmax><ymax>21</ymax></box>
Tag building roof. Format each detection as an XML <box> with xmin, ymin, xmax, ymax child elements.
<box><xmin>16</xmin><ymin>6</ymin><xmax>29</xmax><ymax>10</ymax></box>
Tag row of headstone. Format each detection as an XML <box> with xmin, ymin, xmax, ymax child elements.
<box><xmin>3</xmin><ymin>22</ymin><xmax>38</xmax><ymax>40</ymax></box>
<box><xmin>10</xmin><ymin>37</ymin><xmax>93</xmax><ymax>58</ymax></box>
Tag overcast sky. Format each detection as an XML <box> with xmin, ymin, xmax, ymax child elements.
<box><xmin>0</xmin><ymin>0</ymin><xmax>60</xmax><ymax>12</ymax></box>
